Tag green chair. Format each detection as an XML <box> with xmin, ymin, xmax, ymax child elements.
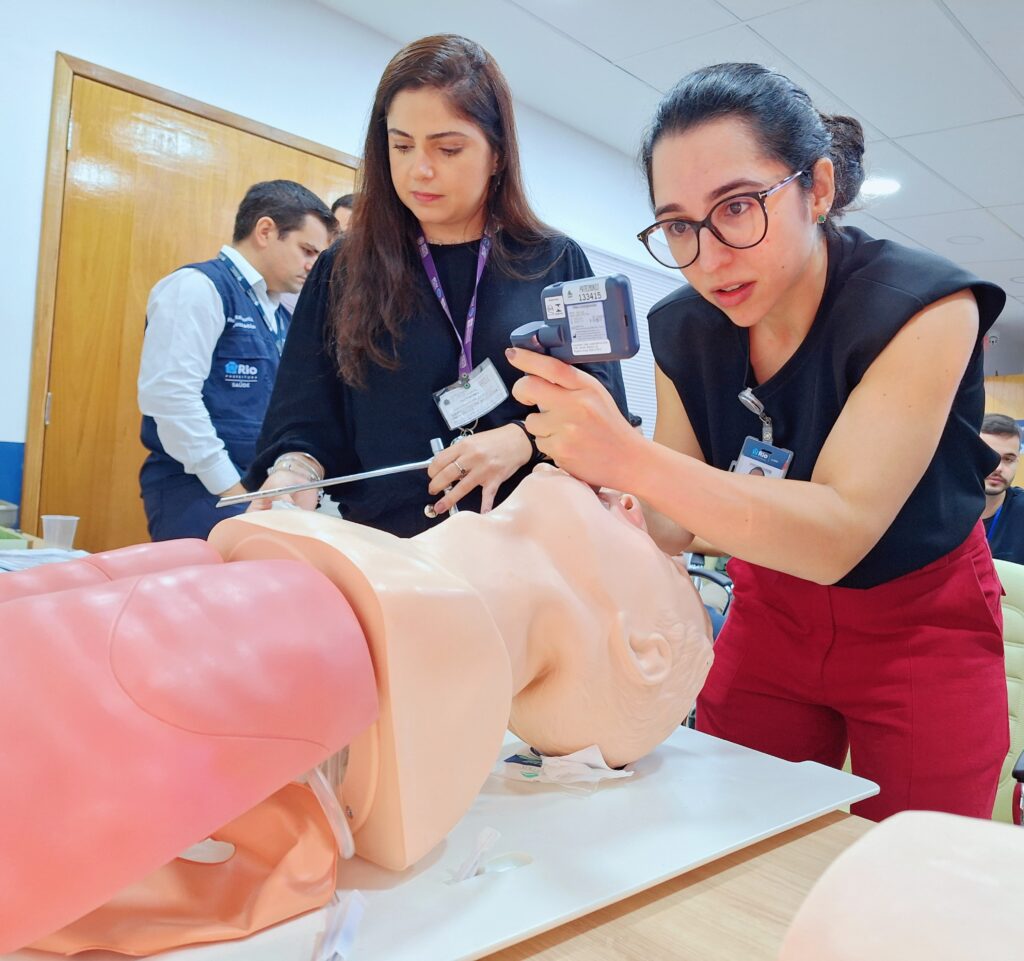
<box><xmin>992</xmin><ymin>559</ymin><xmax>1024</xmax><ymax>823</ymax></box>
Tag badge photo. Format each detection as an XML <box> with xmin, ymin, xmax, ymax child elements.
<box><xmin>733</xmin><ymin>436</ymin><xmax>793</xmax><ymax>478</ymax></box>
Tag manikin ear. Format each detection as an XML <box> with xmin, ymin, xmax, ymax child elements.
<box><xmin>612</xmin><ymin>612</ymin><xmax>672</xmax><ymax>686</ymax></box>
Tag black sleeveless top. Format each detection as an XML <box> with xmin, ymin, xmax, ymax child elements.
<box><xmin>648</xmin><ymin>226</ymin><xmax>1006</xmax><ymax>589</ymax></box>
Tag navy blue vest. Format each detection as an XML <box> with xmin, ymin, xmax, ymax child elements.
<box><xmin>140</xmin><ymin>257</ymin><xmax>291</xmax><ymax>487</ymax></box>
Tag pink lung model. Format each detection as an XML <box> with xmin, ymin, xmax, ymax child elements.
<box><xmin>0</xmin><ymin>549</ymin><xmax>377</xmax><ymax>953</ymax></box>
<box><xmin>0</xmin><ymin>537</ymin><xmax>222</xmax><ymax>603</ymax></box>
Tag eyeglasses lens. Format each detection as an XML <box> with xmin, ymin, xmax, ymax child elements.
<box><xmin>646</xmin><ymin>196</ymin><xmax>768</xmax><ymax>268</ymax></box>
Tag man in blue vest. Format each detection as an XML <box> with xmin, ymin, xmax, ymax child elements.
<box><xmin>138</xmin><ymin>180</ymin><xmax>335</xmax><ymax>540</ymax></box>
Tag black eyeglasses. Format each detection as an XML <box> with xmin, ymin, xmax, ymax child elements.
<box><xmin>636</xmin><ymin>170</ymin><xmax>805</xmax><ymax>270</ymax></box>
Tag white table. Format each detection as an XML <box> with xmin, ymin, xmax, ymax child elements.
<box><xmin>11</xmin><ymin>728</ymin><xmax>877</xmax><ymax>961</ymax></box>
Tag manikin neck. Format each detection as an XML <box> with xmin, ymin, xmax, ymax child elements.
<box><xmin>414</xmin><ymin>528</ymin><xmax>554</xmax><ymax>695</ymax></box>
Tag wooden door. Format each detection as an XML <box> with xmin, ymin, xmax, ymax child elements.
<box><xmin>39</xmin><ymin>76</ymin><xmax>355</xmax><ymax>551</ymax></box>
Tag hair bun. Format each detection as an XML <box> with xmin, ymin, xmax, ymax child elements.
<box><xmin>820</xmin><ymin>113</ymin><xmax>865</xmax><ymax>213</ymax></box>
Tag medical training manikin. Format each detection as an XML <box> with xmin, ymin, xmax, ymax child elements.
<box><xmin>0</xmin><ymin>467</ymin><xmax>713</xmax><ymax>954</ymax></box>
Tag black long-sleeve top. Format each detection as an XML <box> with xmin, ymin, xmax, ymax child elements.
<box><xmin>246</xmin><ymin>233</ymin><xmax>629</xmax><ymax>536</ymax></box>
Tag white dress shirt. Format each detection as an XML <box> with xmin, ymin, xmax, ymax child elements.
<box><xmin>137</xmin><ymin>246</ymin><xmax>281</xmax><ymax>495</ymax></box>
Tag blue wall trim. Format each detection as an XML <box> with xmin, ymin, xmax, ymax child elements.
<box><xmin>0</xmin><ymin>441</ymin><xmax>25</xmax><ymax>507</ymax></box>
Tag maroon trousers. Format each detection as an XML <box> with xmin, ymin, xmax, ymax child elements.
<box><xmin>697</xmin><ymin>523</ymin><xmax>1009</xmax><ymax>821</ymax></box>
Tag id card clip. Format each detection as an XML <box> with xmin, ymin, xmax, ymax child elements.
<box><xmin>738</xmin><ymin>388</ymin><xmax>774</xmax><ymax>444</ymax></box>
<box><xmin>434</xmin><ymin>357</ymin><xmax>508</xmax><ymax>430</ymax></box>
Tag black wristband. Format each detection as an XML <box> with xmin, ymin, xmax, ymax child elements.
<box><xmin>511</xmin><ymin>419</ymin><xmax>544</xmax><ymax>463</ymax></box>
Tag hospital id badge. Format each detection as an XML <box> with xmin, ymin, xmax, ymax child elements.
<box><xmin>732</xmin><ymin>436</ymin><xmax>793</xmax><ymax>478</ymax></box>
<box><xmin>433</xmin><ymin>357</ymin><xmax>509</xmax><ymax>430</ymax></box>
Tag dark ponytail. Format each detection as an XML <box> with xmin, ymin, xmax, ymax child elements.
<box><xmin>819</xmin><ymin>112</ymin><xmax>865</xmax><ymax>212</ymax></box>
<box><xmin>640</xmin><ymin>63</ymin><xmax>865</xmax><ymax>220</ymax></box>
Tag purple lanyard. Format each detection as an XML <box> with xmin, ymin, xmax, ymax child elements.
<box><xmin>417</xmin><ymin>233</ymin><xmax>491</xmax><ymax>385</ymax></box>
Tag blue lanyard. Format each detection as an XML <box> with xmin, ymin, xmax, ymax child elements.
<box><xmin>218</xmin><ymin>252</ymin><xmax>289</xmax><ymax>355</ymax></box>
<box><xmin>417</xmin><ymin>233</ymin><xmax>491</xmax><ymax>385</ymax></box>
<box><xmin>986</xmin><ymin>503</ymin><xmax>1004</xmax><ymax>542</ymax></box>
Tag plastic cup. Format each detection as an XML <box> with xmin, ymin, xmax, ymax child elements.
<box><xmin>41</xmin><ymin>514</ymin><xmax>79</xmax><ymax>549</ymax></box>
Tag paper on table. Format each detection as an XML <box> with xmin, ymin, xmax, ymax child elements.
<box><xmin>0</xmin><ymin>548</ymin><xmax>88</xmax><ymax>573</ymax></box>
<box><xmin>494</xmin><ymin>744</ymin><xmax>634</xmax><ymax>794</ymax></box>
<box><xmin>543</xmin><ymin>745</ymin><xmax>634</xmax><ymax>782</ymax></box>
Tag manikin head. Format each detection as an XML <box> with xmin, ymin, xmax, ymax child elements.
<box><xmin>415</xmin><ymin>466</ymin><xmax>714</xmax><ymax>766</ymax></box>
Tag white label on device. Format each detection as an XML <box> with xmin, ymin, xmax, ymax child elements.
<box><xmin>567</xmin><ymin>302</ymin><xmax>611</xmax><ymax>356</ymax></box>
<box><xmin>544</xmin><ymin>295</ymin><xmax>566</xmax><ymax>320</ymax></box>
<box><xmin>561</xmin><ymin>278</ymin><xmax>608</xmax><ymax>305</ymax></box>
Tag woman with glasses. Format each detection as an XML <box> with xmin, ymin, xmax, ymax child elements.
<box><xmin>243</xmin><ymin>34</ymin><xmax>626</xmax><ymax>534</ymax></box>
<box><xmin>508</xmin><ymin>62</ymin><xmax>1008</xmax><ymax>821</ymax></box>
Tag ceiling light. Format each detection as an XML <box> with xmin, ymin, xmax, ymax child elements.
<box><xmin>947</xmin><ymin>235</ymin><xmax>983</xmax><ymax>245</ymax></box>
<box><xmin>859</xmin><ymin>177</ymin><xmax>901</xmax><ymax>199</ymax></box>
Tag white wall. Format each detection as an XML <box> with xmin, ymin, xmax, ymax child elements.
<box><xmin>1</xmin><ymin>0</ymin><xmax>654</xmax><ymax>451</ymax></box>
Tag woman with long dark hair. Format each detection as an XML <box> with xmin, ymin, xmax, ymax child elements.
<box><xmin>508</xmin><ymin>62</ymin><xmax>1008</xmax><ymax>822</ymax></box>
<box><xmin>245</xmin><ymin>35</ymin><xmax>626</xmax><ymax>534</ymax></box>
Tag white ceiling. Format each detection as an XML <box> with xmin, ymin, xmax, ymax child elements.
<box><xmin>317</xmin><ymin>0</ymin><xmax>1024</xmax><ymax>371</ymax></box>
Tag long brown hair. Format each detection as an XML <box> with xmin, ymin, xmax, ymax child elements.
<box><xmin>330</xmin><ymin>34</ymin><xmax>554</xmax><ymax>386</ymax></box>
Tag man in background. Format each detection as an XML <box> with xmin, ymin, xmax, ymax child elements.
<box><xmin>331</xmin><ymin>193</ymin><xmax>354</xmax><ymax>233</ymax></box>
<box><xmin>138</xmin><ymin>180</ymin><xmax>335</xmax><ymax>540</ymax></box>
<box><xmin>980</xmin><ymin>412</ymin><xmax>1024</xmax><ymax>563</ymax></box>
